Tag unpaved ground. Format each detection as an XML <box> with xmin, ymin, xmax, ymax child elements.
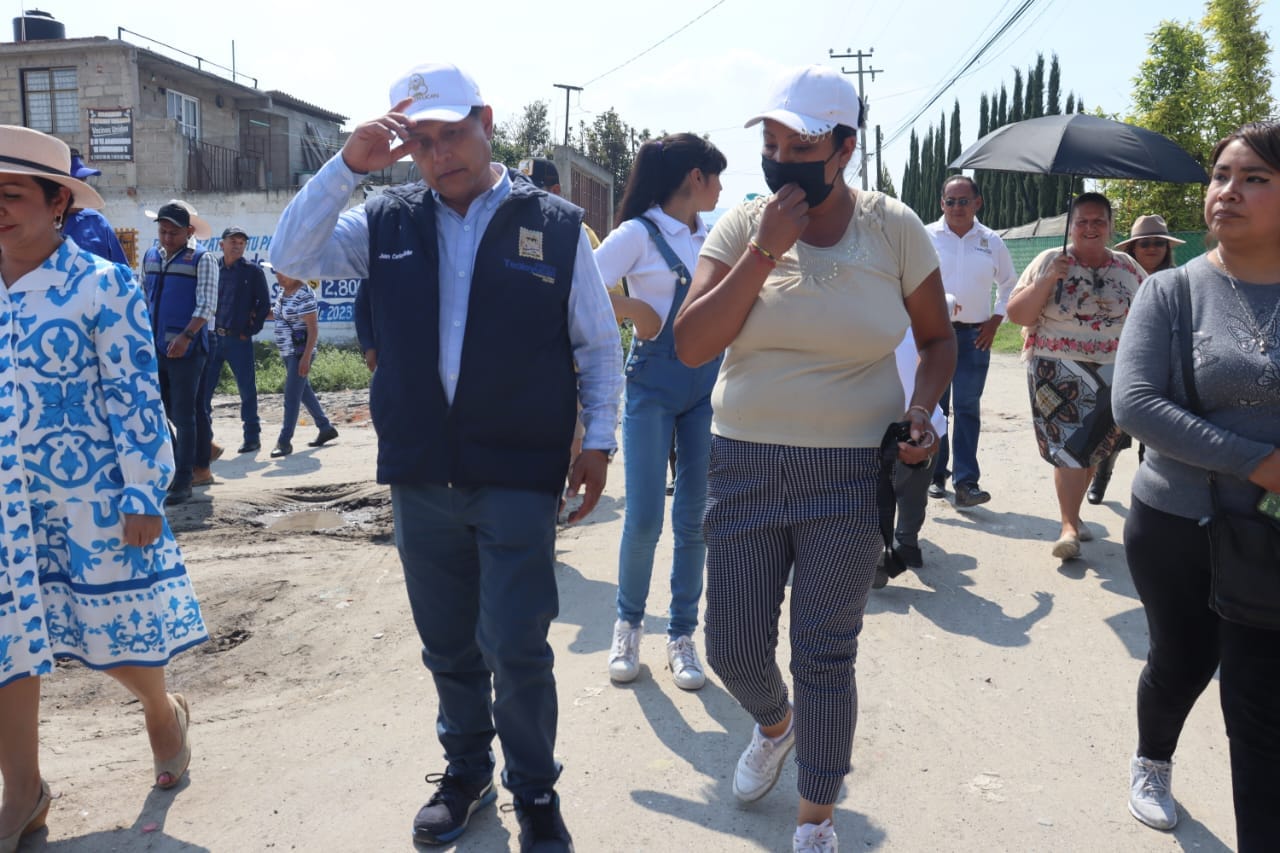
<box><xmin>28</xmin><ymin>355</ymin><xmax>1237</xmax><ymax>852</ymax></box>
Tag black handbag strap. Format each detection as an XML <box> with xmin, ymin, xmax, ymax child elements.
<box><xmin>1175</xmin><ymin>267</ymin><xmax>1202</xmax><ymax>415</ymax></box>
<box><xmin>1175</xmin><ymin>267</ymin><xmax>1224</xmax><ymax>505</ymax></box>
<box><xmin>877</xmin><ymin>424</ymin><xmax>910</xmax><ymax>579</ymax></box>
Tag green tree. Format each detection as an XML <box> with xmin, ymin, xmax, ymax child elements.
<box><xmin>1102</xmin><ymin>21</ymin><xmax>1213</xmax><ymax>230</ymax></box>
<box><xmin>1203</xmin><ymin>0</ymin><xmax>1275</xmax><ymax>141</ymax></box>
<box><xmin>490</xmin><ymin>100</ymin><xmax>554</xmax><ymax>168</ymax></box>
<box><xmin>948</xmin><ymin>100</ymin><xmax>962</xmax><ymax>172</ymax></box>
<box><xmin>879</xmin><ymin>164</ymin><xmax>898</xmax><ymax>198</ymax></box>
<box><xmin>580</xmin><ymin>108</ymin><xmax>636</xmax><ymax>195</ymax></box>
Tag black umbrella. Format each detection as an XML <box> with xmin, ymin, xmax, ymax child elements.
<box><xmin>949</xmin><ymin>113</ymin><xmax>1207</xmax><ymax>253</ymax></box>
<box><xmin>949</xmin><ymin>113</ymin><xmax>1208</xmax><ymax>184</ymax></box>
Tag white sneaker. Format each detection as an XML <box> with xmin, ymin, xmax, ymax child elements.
<box><xmin>608</xmin><ymin>619</ymin><xmax>641</xmax><ymax>683</ymax></box>
<box><xmin>733</xmin><ymin>718</ymin><xmax>795</xmax><ymax>802</ymax></box>
<box><xmin>794</xmin><ymin>819</ymin><xmax>838</xmax><ymax>852</ymax></box>
<box><xmin>1128</xmin><ymin>755</ymin><xmax>1177</xmax><ymax>830</ymax></box>
<box><xmin>666</xmin><ymin>635</ymin><xmax>706</xmax><ymax>690</ymax></box>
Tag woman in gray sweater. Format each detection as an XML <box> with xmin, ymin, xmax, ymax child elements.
<box><xmin>1113</xmin><ymin>120</ymin><xmax>1280</xmax><ymax>851</ymax></box>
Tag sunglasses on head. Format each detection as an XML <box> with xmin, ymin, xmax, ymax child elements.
<box><xmin>943</xmin><ymin>197</ymin><xmax>973</xmax><ymax>207</ymax></box>
<box><xmin>1134</xmin><ymin>238</ymin><xmax>1167</xmax><ymax>249</ymax></box>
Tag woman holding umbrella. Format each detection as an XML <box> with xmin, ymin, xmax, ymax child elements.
<box><xmin>1006</xmin><ymin>192</ymin><xmax>1142</xmax><ymax>560</ymax></box>
<box><xmin>1113</xmin><ymin>121</ymin><xmax>1280</xmax><ymax>848</ymax></box>
<box><xmin>1086</xmin><ymin>214</ymin><xmax>1184</xmax><ymax>504</ymax></box>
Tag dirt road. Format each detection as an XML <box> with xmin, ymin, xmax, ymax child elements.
<box><xmin>30</xmin><ymin>355</ymin><xmax>1236</xmax><ymax>852</ymax></box>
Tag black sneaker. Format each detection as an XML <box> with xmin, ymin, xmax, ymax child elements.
<box><xmin>270</xmin><ymin>442</ymin><xmax>293</xmax><ymax>458</ymax></box>
<box><xmin>412</xmin><ymin>773</ymin><xmax>496</xmax><ymax>845</ymax></box>
<box><xmin>512</xmin><ymin>791</ymin><xmax>574</xmax><ymax>852</ymax></box>
<box><xmin>954</xmin><ymin>482</ymin><xmax>991</xmax><ymax>509</ymax></box>
<box><xmin>927</xmin><ymin>482</ymin><xmax>947</xmax><ymax>499</ymax></box>
<box><xmin>308</xmin><ymin>425</ymin><xmax>339</xmax><ymax>447</ymax></box>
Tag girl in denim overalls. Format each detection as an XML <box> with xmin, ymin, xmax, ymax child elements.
<box><xmin>594</xmin><ymin>134</ymin><xmax>726</xmax><ymax>690</ymax></box>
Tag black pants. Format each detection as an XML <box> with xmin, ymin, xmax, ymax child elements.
<box><xmin>1125</xmin><ymin>497</ymin><xmax>1280</xmax><ymax>852</ymax></box>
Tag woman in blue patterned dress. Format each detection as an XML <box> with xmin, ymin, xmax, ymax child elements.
<box><xmin>0</xmin><ymin>126</ymin><xmax>207</xmax><ymax>849</ymax></box>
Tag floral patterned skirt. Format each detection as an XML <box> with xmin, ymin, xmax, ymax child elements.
<box><xmin>1027</xmin><ymin>356</ymin><xmax>1129</xmax><ymax>469</ymax></box>
<box><xmin>0</xmin><ymin>497</ymin><xmax>207</xmax><ymax>687</ymax></box>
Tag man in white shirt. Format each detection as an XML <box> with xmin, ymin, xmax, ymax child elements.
<box><xmin>926</xmin><ymin>176</ymin><xmax>1016</xmax><ymax>508</ymax></box>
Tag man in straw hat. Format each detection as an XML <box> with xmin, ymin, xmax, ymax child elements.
<box><xmin>270</xmin><ymin>61</ymin><xmax>621</xmax><ymax>851</ymax></box>
<box><xmin>141</xmin><ymin>200</ymin><xmax>218</xmax><ymax>505</ymax></box>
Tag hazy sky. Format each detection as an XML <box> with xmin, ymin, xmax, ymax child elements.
<box><xmin>50</xmin><ymin>0</ymin><xmax>1280</xmax><ymax>214</ymax></box>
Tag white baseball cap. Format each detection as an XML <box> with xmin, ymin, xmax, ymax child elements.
<box><xmin>744</xmin><ymin>65</ymin><xmax>863</xmax><ymax>136</ymax></box>
<box><xmin>390</xmin><ymin>62</ymin><xmax>485</xmax><ymax>123</ymax></box>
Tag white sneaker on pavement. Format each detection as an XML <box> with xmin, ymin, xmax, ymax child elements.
<box><xmin>666</xmin><ymin>635</ymin><xmax>706</xmax><ymax>690</ymax></box>
<box><xmin>793</xmin><ymin>819</ymin><xmax>838</xmax><ymax>852</ymax></box>
<box><xmin>733</xmin><ymin>717</ymin><xmax>795</xmax><ymax>802</ymax></box>
<box><xmin>608</xmin><ymin>619</ymin><xmax>641</xmax><ymax>683</ymax></box>
<box><xmin>1128</xmin><ymin>754</ymin><xmax>1177</xmax><ymax>830</ymax></box>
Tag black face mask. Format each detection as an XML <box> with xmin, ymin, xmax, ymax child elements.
<box><xmin>761</xmin><ymin>151</ymin><xmax>838</xmax><ymax>207</ymax></box>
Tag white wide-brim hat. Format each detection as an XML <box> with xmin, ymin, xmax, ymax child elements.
<box><xmin>145</xmin><ymin>199</ymin><xmax>213</xmax><ymax>241</ymax></box>
<box><xmin>0</xmin><ymin>125</ymin><xmax>105</xmax><ymax>209</ymax></box>
<box><xmin>744</xmin><ymin>65</ymin><xmax>863</xmax><ymax>136</ymax></box>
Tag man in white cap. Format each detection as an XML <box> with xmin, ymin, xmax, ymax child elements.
<box><xmin>271</xmin><ymin>61</ymin><xmax>620</xmax><ymax>852</ymax></box>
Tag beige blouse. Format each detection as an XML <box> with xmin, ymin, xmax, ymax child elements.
<box><xmin>699</xmin><ymin>192</ymin><xmax>939</xmax><ymax>448</ymax></box>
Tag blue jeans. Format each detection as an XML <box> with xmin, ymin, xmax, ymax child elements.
<box><xmin>936</xmin><ymin>324</ymin><xmax>990</xmax><ymax>487</ymax></box>
<box><xmin>278</xmin><ymin>354</ymin><xmax>331</xmax><ymax>445</ymax></box>
<box><xmin>391</xmin><ymin>482</ymin><xmax>562</xmax><ymax>797</ymax></box>
<box><xmin>158</xmin><ymin>352</ymin><xmax>206</xmax><ymax>489</ymax></box>
<box><xmin>198</xmin><ymin>334</ymin><xmax>259</xmax><ymax>464</ymax></box>
<box><xmin>617</xmin><ymin>341</ymin><xmax>718</xmax><ymax>639</ymax></box>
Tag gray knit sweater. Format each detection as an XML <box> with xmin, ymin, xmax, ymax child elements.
<box><xmin>1113</xmin><ymin>255</ymin><xmax>1280</xmax><ymax>520</ymax></box>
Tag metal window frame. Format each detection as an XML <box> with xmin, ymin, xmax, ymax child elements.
<box><xmin>165</xmin><ymin>88</ymin><xmax>201</xmax><ymax>140</ymax></box>
<box><xmin>20</xmin><ymin>66</ymin><xmax>79</xmax><ymax>133</ymax></box>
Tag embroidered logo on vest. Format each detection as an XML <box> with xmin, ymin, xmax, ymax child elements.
<box><xmin>519</xmin><ymin>227</ymin><xmax>544</xmax><ymax>261</ymax></box>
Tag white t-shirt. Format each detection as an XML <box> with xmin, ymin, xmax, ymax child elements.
<box><xmin>593</xmin><ymin>205</ymin><xmax>707</xmax><ymax>336</ymax></box>
<box><xmin>893</xmin><ymin>330</ymin><xmax>948</xmax><ymax>437</ymax></box>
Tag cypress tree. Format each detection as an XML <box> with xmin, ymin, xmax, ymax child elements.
<box><xmin>948</xmin><ymin>99</ymin><xmax>962</xmax><ymax>174</ymax></box>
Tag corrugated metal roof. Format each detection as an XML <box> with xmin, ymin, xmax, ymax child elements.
<box><xmin>266</xmin><ymin>91</ymin><xmax>347</xmax><ymax>124</ymax></box>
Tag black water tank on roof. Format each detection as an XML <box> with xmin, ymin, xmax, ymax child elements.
<box><xmin>12</xmin><ymin>10</ymin><xmax>65</xmax><ymax>42</ymax></box>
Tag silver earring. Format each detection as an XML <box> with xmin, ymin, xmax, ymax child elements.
<box><xmin>54</xmin><ymin>215</ymin><xmax>64</xmax><ymax>230</ymax></box>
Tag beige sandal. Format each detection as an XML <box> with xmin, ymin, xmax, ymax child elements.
<box><xmin>0</xmin><ymin>780</ymin><xmax>50</xmax><ymax>853</ymax></box>
<box><xmin>154</xmin><ymin>693</ymin><xmax>191</xmax><ymax>789</ymax></box>
<box><xmin>1052</xmin><ymin>535</ymin><xmax>1082</xmax><ymax>560</ymax></box>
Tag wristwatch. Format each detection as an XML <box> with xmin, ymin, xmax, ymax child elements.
<box><xmin>182</xmin><ymin>329</ymin><xmax>197</xmax><ymax>340</ymax></box>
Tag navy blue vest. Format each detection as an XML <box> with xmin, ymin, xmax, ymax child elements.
<box><xmin>363</xmin><ymin>179</ymin><xmax>583</xmax><ymax>493</ymax></box>
<box><xmin>143</xmin><ymin>246</ymin><xmax>207</xmax><ymax>358</ymax></box>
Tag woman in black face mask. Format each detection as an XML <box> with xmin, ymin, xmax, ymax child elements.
<box><xmin>673</xmin><ymin>65</ymin><xmax>955</xmax><ymax>853</ymax></box>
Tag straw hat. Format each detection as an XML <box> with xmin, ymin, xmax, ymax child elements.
<box><xmin>1114</xmin><ymin>214</ymin><xmax>1186</xmax><ymax>252</ymax></box>
<box><xmin>145</xmin><ymin>199</ymin><xmax>213</xmax><ymax>241</ymax></box>
<box><xmin>0</xmin><ymin>125</ymin><xmax>105</xmax><ymax>209</ymax></box>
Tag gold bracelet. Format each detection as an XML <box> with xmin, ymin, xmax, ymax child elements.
<box><xmin>907</xmin><ymin>405</ymin><xmax>932</xmax><ymax>419</ymax></box>
<box><xmin>748</xmin><ymin>240</ymin><xmax>777</xmax><ymax>262</ymax></box>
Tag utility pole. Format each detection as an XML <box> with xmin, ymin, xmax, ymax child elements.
<box><xmin>553</xmin><ymin>83</ymin><xmax>583</xmax><ymax>147</ymax></box>
<box><xmin>875</xmin><ymin>125</ymin><xmax>883</xmax><ymax>193</ymax></box>
<box><xmin>828</xmin><ymin>48</ymin><xmax>884</xmax><ymax>191</ymax></box>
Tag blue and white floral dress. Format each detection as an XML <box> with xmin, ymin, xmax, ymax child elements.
<box><xmin>0</xmin><ymin>240</ymin><xmax>207</xmax><ymax>687</ymax></box>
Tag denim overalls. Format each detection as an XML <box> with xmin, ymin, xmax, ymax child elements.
<box><xmin>616</xmin><ymin>217</ymin><xmax>723</xmax><ymax>638</ymax></box>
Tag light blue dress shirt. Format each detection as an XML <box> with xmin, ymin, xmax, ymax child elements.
<box><xmin>270</xmin><ymin>155</ymin><xmax>621</xmax><ymax>452</ymax></box>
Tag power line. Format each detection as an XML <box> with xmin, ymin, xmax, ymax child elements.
<box><xmin>883</xmin><ymin>0</ymin><xmax>1044</xmax><ymax>149</ymax></box>
<box><xmin>582</xmin><ymin>0</ymin><xmax>729</xmax><ymax>86</ymax></box>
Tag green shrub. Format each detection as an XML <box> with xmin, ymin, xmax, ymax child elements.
<box><xmin>990</xmin><ymin>322</ymin><xmax>1025</xmax><ymax>356</ymax></box>
<box><xmin>214</xmin><ymin>341</ymin><xmax>371</xmax><ymax>394</ymax></box>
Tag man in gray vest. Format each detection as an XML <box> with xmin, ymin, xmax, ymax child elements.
<box><xmin>270</xmin><ymin>61</ymin><xmax>620</xmax><ymax>852</ymax></box>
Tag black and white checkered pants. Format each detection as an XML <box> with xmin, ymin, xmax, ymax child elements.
<box><xmin>703</xmin><ymin>435</ymin><xmax>881</xmax><ymax>805</ymax></box>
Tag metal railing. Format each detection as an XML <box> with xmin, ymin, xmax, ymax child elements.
<box><xmin>185</xmin><ymin>138</ymin><xmax>261</xmax><ymax>192</ymax></box>
<box><xmin>118</xmin><ymin>27</ymin><xmax>258</xmax><ymax>88</ymax></box>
